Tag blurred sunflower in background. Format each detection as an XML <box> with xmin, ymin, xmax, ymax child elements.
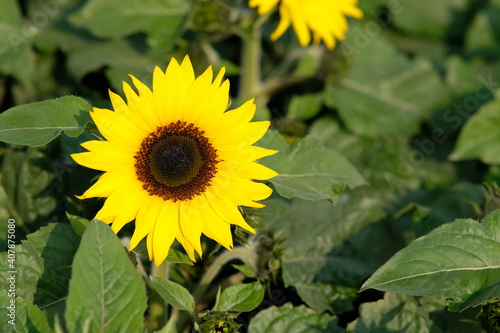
<box><xmin>72</xmin><ymin>56</ymin><xmax>278</xmax><ymax>265</ymax></box>
<box><xmin>249</xmin><ymin>0</ymin><xmax>363</xmax><ymax>49</ymax></box>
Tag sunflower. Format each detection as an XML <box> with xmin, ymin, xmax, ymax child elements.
<box><xmin>72</xmin><ymin>56</ymin><xmax>278</xmax><ymax>265</ymax></box>
<box><xmin>249</xmin><ymin>0</ymin><xmax>363</xmax><ymax>49</ymax></box>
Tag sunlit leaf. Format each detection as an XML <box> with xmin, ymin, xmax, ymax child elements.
<box><xmin>258</xmin><ymin>131</ymin><xmax>365</xmax><ymax>201</ymax></box>
<box><xmin>361</xmin><ymin>210</ymin><xmax>500</xmax><ymax>311</ymax></box>
<box><xmin>152</xmin><ymin>277</ymin><xmax>195</xmax><ymax>315</ymax></box>
<box><xmin>65</xmin><ymin>220</ymin><xmax>147</xmax><ymax>332</ymax></box>
<box><xmin>213</xmin><ymin>282</ymin><xmax>264</xmax><ymax>312</ymax></box>
<box><xmin>0</xmin><ymin>96</ymin><xmax>92</xmax><ymax>147</ymax></box>
<box><xmin>450</xmin><ymin>97</ymin><xmax>500</xmax><ymax>164</ymax></box>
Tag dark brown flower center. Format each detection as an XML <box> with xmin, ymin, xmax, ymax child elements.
<box><xmin>134</xmin><ymin>121</ymin><xmax>219</xmax><ymax>202</ymax></box>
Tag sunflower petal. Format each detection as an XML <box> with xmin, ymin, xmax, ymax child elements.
<box><xmin>129</xmin><ymin>196</ymin><xmax>165</xmax><ymax>251</ymax></box>
<box><xmin>153</xmin><ymin>201</ymin><xmax>179</xmax><ymax>266</ymax></box>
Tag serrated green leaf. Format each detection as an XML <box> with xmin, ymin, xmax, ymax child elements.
<box><xmin>258</xmin><ymin>131</ymin><xmax>365</xmax><ymax>201</ymax></box>
<box><xmin>346</xmin><ymin>293</ymin><xmax>435</xmax><ymax>333</ymax></box>
<box><xmin>0</xmin><ymin>96</ymin><xmax>92</xmax><ymax>147</ymax></box>
<box><xmin>361</xmin><ymin>210</ymin><xmax>500</xmax><ymax>311</ymax></box>
<box><xmin>0</xmin><ymin>292</ymin><xmax>54</xmax><ymax>333</ymax></box>
<box><xmin>65</xmin><ymin>220</ymin><xmax>147</xmax><ymax>333</ymax></box>
<box><xmin>213</xmin><ymin>282</ymin><xmax>264</xmax><ymax>312</ymax></box>
<box><xmin>152</xmin><ymin>277</ymin><xmax>195</xmax><ymax>315</ymax></box>
<box><xmin>0</xmin><ymin>223</ymin><xmax>80</xmax><ymax>315</ymax></box>
<box><xmin>69</xmin><ymin>0</ymin><xmax>192</xmax><ymax>47</ymax></box>
<box><xmin>450</xmin><ymin>97</ymin><xmax>500</xmax><ymax>164</ymax></box>
<box><xmin>248</xmin><ymin>303</ymin><xmax>342</xmax><ymax>333</ymax></box>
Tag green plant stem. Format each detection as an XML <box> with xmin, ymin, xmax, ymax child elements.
<box><xmin>238</xmin><ymin>12</ymin><xmax>271</xmax><ymax>102</ymax></box>
<box><xmin>148</xmin><ymin>262</ymin><xmax>169</xmax><ymax>331</ymax></box>
<box><xmin>238</xmin><ymin>24</ymin><xmax>262</xmax><ymax>101</ymax></box>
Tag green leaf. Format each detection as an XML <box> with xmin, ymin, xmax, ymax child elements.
<box><xmin>390</xmin><ymin>0</ymin><xmax>470</xmax><ymax>39</ymax></box>
<box><xmin>0</xmin><ymin>292</ymin><xmax>54</xmax><ymax>333</ymax></box>
<box><xmin>65</xmin><ymin>220</ymin><xmax>147</xmax><ymax>333</ymax></box>
<box><xmin>334</xmin><ymin>34</ymin><xmax>453</xmax><ymax>137</ymax></box>
<box><xmin>0</xmin><ymin>0</ymin><xmax>32</xmax><ymax>68</ymax></box>
<box><xmin>152</xmin><ymin>277</ymin><xmax>195</xmax><ymax>315</ymax></box>
<box><xmin>231</xmin><ymin>264</ymin><xmax>256</xmax><ymax>278</ymax></box>
<box><xmin>165</xmin><ymin>248</ymin><xmax>194</xmax><ymax>265</ymax></box>
<box><xmin>287</xmin><ymin>93</ymin><xmax>323</xmax><ymax>121</ymax></box>
<box><xmin>361</xmin><ymin>210</ymin><xmax>500</xmax><ymax>311</ymax></box>
<box><xmin>213</xmin><ymin>282</ymin><xmax>264</xmax><ymax>312</ymax></box>
<box><xmin>1</xmin><ymin>148</ymin><xmax>60</xmax><ymax>224</ymax></box>
<box><xmin>66</xmin><ymin>212</ymin><xmax>90</xmax><ymax>237</ymax></box>
<box><xmin>450</xmin><ymin>97</ymin><xmax>500</xmax><ymax>164</ymax></box>
<box><xmin>465</xmin><ymin>1</ymin><xmax>500</xmax><ymax>54</ymax></box>
<box><xmin>155</xmin><ymin>318</ymin><xmax>177</xmax><ymax>333</ymax></box>
<box><xmin>260</xmin><ymin>196</ymin><xmax>402</xmax><ymax>313</ymax></box>
<box><xmin>258</xmin><ymin>131</ymin><xmax>365</xmax><ymax>201</ymax></box>
<box><xmin>69</xmin><ymin>0</ymin><xmax>193</xmax><ymax>48</ymax></box>
<box><xmin>0</xmin><ymin>223</ymin><xmax>80</xmax><ymax>315</ymax></box>
<box><xmin>248</xmin><ymin>303</ymin><xmax>342</xmax><ymax>333</ymax></box>
<box><xmin>346</xmin><ymin>293</ymin><xmax>435</xmax><ymax>333</ymax></box>
<box><xmin>0</xmin><ymin>96</ymin><xmax>92</xmax><ymax>147</ymax></box>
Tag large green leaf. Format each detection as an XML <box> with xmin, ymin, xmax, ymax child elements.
<box><xmin>0</xmin><ymin>292</ymin><xmax>54</xmax><ymax>333</ymax></box>
<box><xmin>258</xmin><ymin>131</ymin><xmax>365</xmax><ymax>201</ymax></box>
<box><xmin>0</xmin><ymin>223</ymin><xmax>80</xmax><ymax>315</ymax></box>
<box><xmin>69</xmin><ymin>0</ymin><xmax>193</xmax><ymax>49</ymax></box>
<box><xmin>450</xmin><ymin>97</ymin><xmax>500</xmax><ymax>164</ymax></box>
<box><xmin>152</xmin><ymin>277</ymin><xmax>195</xmax><ymax>315</ymax></box>
<box><xmin>361</xmin><ymin>210</ymin><xmax>500</xmax><ymax>311</ymax></box>
<box><xmin>260</xmin><ymin>196</ymin><xmax>403</xmax><ymax>313</ymax></box>
<box><xmin>390</xmin><ymin>0</ymin><xmax>470</xmax><ymax>39</ymax></box>
<box><xmin>248</xmin><ymin>303</ymin><xmax>342</xmax><ymax>333</ymax></box>
<box><xmin>346</xmin><ymin>293</ymin><xmax>436</xmax><ymax>333</ymax></box>
<box><xmin>66</xmin><ymin>39</ymin><xmax>165</xmax><ymax>89</ymax></box>
<box><xmin>0</xmin><ymin>96</ymin><xmax>92</xmax><ymax>147</ymax></box>
<box><xmin>65</xmin><ymin>220</ymin><xmax>147</xmax><ymax>333</ymax></box>
<box><xmin>333</xmin><ymin>33</ymin><xmax>453</xmax><ymax>137</ymax></box>
<box><xmin>213</xmin><ymin>282</ymin><xmax>264</xmax><ymax>312</ymax></box>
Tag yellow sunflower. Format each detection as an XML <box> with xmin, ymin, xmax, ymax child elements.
<box><xmin>72</xmin><ymin>56</ymin><xmax>278</xmax><ymax>265</ymax></box>
<box><xmin>249</xmin><ymin>0</ymin><xmax>363</xmax><ymax>49</ymax></box>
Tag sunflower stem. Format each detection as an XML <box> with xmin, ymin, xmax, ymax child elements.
<box><xmin>238</xmin><ymin>13</ymin><xmax>267</xmax><ymax>102</ymax></box>
<box><xmin>148</xmin><ymin>262</ymin><xmax>169</xmax><ymax>331</ymax></box>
